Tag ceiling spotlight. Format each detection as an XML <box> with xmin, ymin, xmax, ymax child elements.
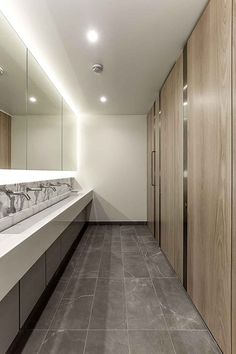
<box><xmin>87</xmin><ymin>30</ymin><xmax>98</xmax><ymax>43</ymax></box>
<box><xmin>29</xmin><ymin>96</ymin><xmax>37</xmax><ymax>103</ymax></box>
<box><xmin>0</xmin><ymin>66</ymin><xmax>4</xmax><ymax>75</ymax></box>
<box><xmin>100</xmin><ymin>96</ymin><xmax>107</xmax><ymax>103</ymax></box>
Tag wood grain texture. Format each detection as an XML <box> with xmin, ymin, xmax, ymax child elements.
<box><xmin>187</xmin><ymin>0</ymin><xmax>232</xmax><ymax>353</ymax></box>
<box><xmin>160</xmin><ymin>54</ymin><xmax>183</xmax><ymax>282</ymax></box>
<box><xmin>0</xmin><ymin>111</ymin><xmax>11</xmax><ymax>169</ymax></box>
<box><xmin>147</xmin><ymin>104</ymin><xmax>155</xmax><ymax>236</ymax></box>
<box><xmin>155</xmin><ymin>100</ymin><xmax>159</xmax><ymax>243</ymax></box>
<box><xmin>233</xmin><ymin>1</ymin><xmax>236</xmax><ymax>353</ymax></box>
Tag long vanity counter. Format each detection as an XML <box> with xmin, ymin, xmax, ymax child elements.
<box><xmin>0</xmin><ymin>190</ymin><xmax>93</xmax><ymax>302</ymax></box>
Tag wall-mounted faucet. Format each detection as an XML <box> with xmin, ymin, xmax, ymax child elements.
<box><xmin>40</xmin><ymin>184</ymin><xmax>56</xmax><ymax>192</ymax></box>
<box><xmin>51</xmin><ymin>182</ymin><xmax>72</xmax><ymax>189</ymax></box>
<box><xmin>0</xmin><ymin>187</ymin><xmax>31</xmax><ymax>201</ymax></box>
<box><xmin>26</xmin><ymin>187</ymin><xmax>42</xmax><ymax>192</ymax></box>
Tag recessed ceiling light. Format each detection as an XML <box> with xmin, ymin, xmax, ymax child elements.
<box><xmin>87</xmin><ymin>30</ymin><xmax>98</xmax><ymax>43</ymax></box>
<box><xmin>183</xmin><ymin>101</ymin><xmax>188</xmax><ymax>106</ymax></box>
<box><xmin>183</xmin><ymin>84</ymin><xmax>188</xmax><ymax>90</ymax></box>
<box><xmin>100</xmin><ymin>96</ymin><xmax>107</xmax><ymax>103</ymax></box>
<box><xmin>29</xmin><ymin>96</ymin><xmax>37</xmax><ymax>103</ymax></box>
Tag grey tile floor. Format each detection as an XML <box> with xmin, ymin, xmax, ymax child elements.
<box><xmin>20</xmin><ymin>225</ymin><xmax>222</xmax><ymax>354</ymax></box>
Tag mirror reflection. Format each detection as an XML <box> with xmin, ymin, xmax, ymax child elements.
<box><xmin>26</xmin><ymin>52</ymin><xmax>62</xmax><ymax>170</ymax></box>
<box><xmin>0</xmin><ymin>11</ymin><xmax>77</xmax><ymax>171</ymax></box>
<box><xmin>0</xmin><ymin>12</ymin><xmax>27</xmax><ymax>169</ymax></box>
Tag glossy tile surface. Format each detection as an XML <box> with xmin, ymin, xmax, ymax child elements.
<box><xmin>20</xmin><ymin>225</ymin><xmax>222</xmax><ymax>354</ymax></box>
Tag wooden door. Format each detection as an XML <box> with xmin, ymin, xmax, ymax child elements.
<box><xmin>155</xmin><ymin>100</ymin><xmax>160</xmax><ymax>243</ymax></box>
<box><xmin>160</xmin><ymin>54</ymin><xmax>183</xmax><ymax>282</ymax></box>
<box><xmin>187</xmin><ymin>0</ymin><xmax>232</xmax><ymax>352</ymax></box>
<box><xmin>232</xmin><ymin>0</ymin><xmax>236</xmax><ymax>353</ymax></box>
<box><xmin>147</xmin><ymin>104</ymin><xmax>155</xmax><ymax>236</ymax></box>
<box><xmin>0</xmin><ymin>111</ymin><xmax>11</xmax><ymax>169</ymax></box>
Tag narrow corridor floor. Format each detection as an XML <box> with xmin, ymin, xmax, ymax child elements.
<box><xmin>20</xmin><ymin>225</ymin><xmax>221</xmax><ymax>354</ymax></box>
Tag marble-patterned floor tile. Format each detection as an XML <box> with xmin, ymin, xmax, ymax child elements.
<box><xmin>39</xmin><ymin>330</ymin><xmax>86</xmax><ymax>354</ymax></box>
<box><xmin>73</xmin><ymin>250</ymin><xmax>102</xmax><ymax>278</ymax></box>
<box><xmin>90</xmin><ymin>279</ymin><xmax>126</xmax><ymax>329</ymax></box>
<box><xmin>84</xmin><ymin>237</ymin><xmax>104</xmax><ymax>251</ymax></box>
<box><xmin>102</xmin><ymin>241</ymin><xmax>122</xmax><ymax>254</ymax></box>
<box><xmin>153</xmin><ymin>278</ymin><xmax>206</xmax><ymax>330</ymax></box>
<box><xmin>129</xmin><ymin>330</ymin><xmax>175</xmax><ymax>354</ymax></box>
<box><xmin>141</xmin><ymin>241</ymin><xmax>160</xmax><ymax>257</ymax></box>
<box><xmin>145</xmin><ymin>252</ymin><xmax>176</xmax><ymax>278</ymax></box>
<box><xmin>85</xmin><ymin>330</ymin><xmax>129</xmax><ymax>354</ymax></box>
<box><xmin>20</xmin><ymin>330</ymin><xmax>47</xmax><ymax>354</ymax></box>
<box><xmin>121</xmin><ymin>239</ymin><xmax>140</xmax><ymax>253</ymax></box>
<box><xmin>34</xmin><ymin>291</ymin><xmax>64</xmax><ymax>330</ymax></box>
<box><xmin>123</xmin><ymin>252</ymin><xmax>150</xmax><ymax>278</ymax></box>
<box><xmin>170</xmin><ymin>330</ymin><xmax>222</xmax><ymax>354</ymax></box>
<box><xmin>33</xmin><ymin>280</ymin><xmax>68</xmax><ymax>329</ymax></box>
<box><xmin>63</xmin><ymin>278</ymin><xmax>96</xmax><ymax>299</ymax></box>
<box><xmin>99</xmin><ymin>252</ymin><xmax>124</xmax><ymax>278</ymax></box>
<box><xmin>50</xmin><ymin>296</ymin><xmax>93</xmax><ymax>329</ymax></box>
<box><xmin>60</xmin><ymin>262</ymin><xmax>76</xmax><ymax>281</ymax></box>
<box><xmin>139</xmin><ymin>235</ymin><xmax>155</xmax><ymax>243</ymax></box>
<box><xmin>134</xmin><ymin>225</ymin><xmax>152</xmax><ymax>236</ymax></box>
<box><xmin>125</xmin><ymin>278</ymin><xmax>166</xmax><ymax>329</ymax></box>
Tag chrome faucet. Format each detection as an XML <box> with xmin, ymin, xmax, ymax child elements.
<box><xmin>40</xmin><ymin>184</ymin><xmax>56</xmax><ymax>192</ymax></box>
<box><xmin>51</xmin><ymin>182</ymin><xmax>72</xmax><ymax>189</ymax></box>
<box><xmin>26</xmin><ymin>187</ymin><xmax>42</xmax><ymax>192</ymax></box>
<box><xmin>0</xmin><ymin>187</ymin><xmax>31</xmax><ymax>201</ymax></box>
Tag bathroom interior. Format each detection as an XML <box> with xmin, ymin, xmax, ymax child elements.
<box><xmin>0</xmin><ymin>0</ymin><xmax>235</xmax><ymax>353</ymax></box>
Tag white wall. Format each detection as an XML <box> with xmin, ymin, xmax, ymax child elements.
<box><xmin>77</xmin><ymin>114</ymin><xmax>147</xmax><ymax>222</ymax></box>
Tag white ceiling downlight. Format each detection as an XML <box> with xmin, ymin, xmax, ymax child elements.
<box><xmin>87</xmin><ymin>30</ymin><xmax>98</xmax><ymax>43</ymax></box>
<box><xmin>29</xmin><ymin>96</ymin><xmax>37</xmax><ymax>103</ymax></box>
<box><xmin>100</xmin><ymin>96</ymin><xmax>107</xmax><ymax>103</ymax></box>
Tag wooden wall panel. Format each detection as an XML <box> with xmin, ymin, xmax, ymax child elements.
<box><xmin>160</xmin><ymin>54</ymin><xmax>183</xmax><ymax>281</ymax></box>
<box><xmin>187</xmin><ymin>0</ymin><xmax>232</xmax><ymax>352</ymax></box>
<box><xmin>147</xmin><ymin>105</ymin><xmax>155</xmax><ymax>236</ymax></box>
<box><xmin>155</xmin><ymin>100</ymin><xmax>159</xmax><ymax>243</ymax></box>
<box><xmin>233</xmin><ymin>0</ymin><xmax>236</xmax><ymax>353</ymax></box>
<box><xmin>0</xmin><ymin>111</ymin><xmax>11</xmax><ymax>169</ymax></box>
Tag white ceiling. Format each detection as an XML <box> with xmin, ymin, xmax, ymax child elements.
<box><xmin>0</xmin><ymin>0</ymin><xmax>208</xmax><ymax>115</ymax></box>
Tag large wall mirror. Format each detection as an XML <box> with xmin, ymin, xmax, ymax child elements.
<box><xmin>0</xmin><ymin>11</ymin><xmax>77</xmax><ymax>171</ymax></box>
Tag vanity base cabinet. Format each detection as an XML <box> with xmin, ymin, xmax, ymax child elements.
<box><xmin>46</xmin><ymin>237</ymin><xmax>61</xmax><ymax>285</ymax></box>
<box><xmin>61</xmin><ymin>208</ymin><xmax>87</xmax><ymax>260</ymax></box>
<box><xmin>20</xmin><ymin>254</ymin><xmax>46</xmax><ymax>327</ymax></box>
<box><xmin>0</xmin><ymin>285</ymin><xmax>19</xmax><ymax>354</ymax></box>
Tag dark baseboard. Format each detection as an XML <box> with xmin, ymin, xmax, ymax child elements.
<box><xmin>88</xmin><ymin>221</ymin><xmax>147</xmax><ymax>225</ymax></box>
<box><xmin>7</xmin><ymin>222</ymin><xmax>88</xmax><ymax>354</ymax></box>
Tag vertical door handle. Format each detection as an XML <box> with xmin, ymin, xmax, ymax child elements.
<box><xmin>151</xmin><ymin>151</ymin><xmax>155</xmax><ymax>186</ymax></box>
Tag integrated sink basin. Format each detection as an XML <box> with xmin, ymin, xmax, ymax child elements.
<box><xmin>0</xmin><ymin>189</ymin><xmax>93</xmax><ymax>302</ymax></box>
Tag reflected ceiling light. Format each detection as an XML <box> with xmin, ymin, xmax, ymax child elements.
<box><xmin>100</xmin><ymin>96</ymin><xmax>107</xmax><ymax>103</ymax></box>
<box><xmin>0</xmin><ymin>66</ymin><xmax>4</xmax><ymax>75</ymax></box>
<box><xmin>87</xmin><ymin>30</ymin><xmax>98</xmax><ymax>43</ymax></box>
<box><xmin>29</xmin><ymin>96</ymin><xmax>37</xmax><ymax>103</ymax></box>
<box><xmin>183</xmin><ymin>84</ymin><xmax>188</xmax><ymax>90</ymax></box>
<box><xmin>183</xmin><ymin>101</ymin><xmax>188</xmax><ymax>106</ymax></box>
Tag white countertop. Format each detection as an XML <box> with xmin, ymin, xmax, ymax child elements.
<box><xmin>0</xmin><ymin>190</ymin><xmax>93</xmax><ymax>301</ymax></box>
<box><xmin>0</xmin><ymin>190</ymin><xmax>92</xmax><ymax>258</ymax></box>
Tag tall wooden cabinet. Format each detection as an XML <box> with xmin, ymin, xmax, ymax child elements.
<box><xmin>147</xmin><ymin>0</ymin><xmax>235</xmax><ymax>352</ymax></box>
<box><xmin>160</xmin><ymin>54</ymin><xmax>183</xmax><ymax>282</ymax></box>
<box><xmin>187</xmin><ymin>0</ymin><xmax>232</xmax><ymax>353</ymax></box>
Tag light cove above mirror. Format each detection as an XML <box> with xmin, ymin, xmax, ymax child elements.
<box><xmin>0</xmin><ymin>11</ymin><xmax>77</xmax><ymax>171</ymax></box>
